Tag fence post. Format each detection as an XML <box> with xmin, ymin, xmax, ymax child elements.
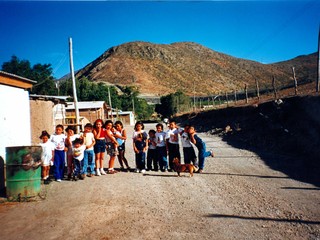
<box><xmin>292</xmin><ymin>67</ymin><xmax>298</xmax><ymax>95</ymax></box>
<box><xmin>225</xmin><ymin>92</ymin><xmax>229</xmax><ymax>107</ymax></box>
<box><xmin>255</xmin><ymin>79</ymin><xmax>260</xmax><ymax>101</ymax></box>
<box><xmin>245</xmin><ymin>84</ymin><xmax>248</xmax><ymax>104</ymax></box>
<box><xmin>272</xmin><ymin>76</ymin><xmax>278</xmax><ymax>100</ymax></box>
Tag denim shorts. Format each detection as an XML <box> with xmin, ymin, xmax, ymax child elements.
<box><xmin>106</xmin><ymin>142</ymin><xmax>118</xmax><ymax>156</ymax></box>
<box><xmin>94</xmin><ymin>139</ymin><xmax>106</xmax><ymax>154</ymax></box>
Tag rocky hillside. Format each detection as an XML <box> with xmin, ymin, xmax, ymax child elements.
<box><xmin>75</xmin><ymin>41</ymin><xmax>317</xmax><ymax>97</ymax></box>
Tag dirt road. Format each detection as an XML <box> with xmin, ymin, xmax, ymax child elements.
<box><xmin>0</xmin><ymin>123</ymin><xmax>319</xmax><ymax>240</ymax></box>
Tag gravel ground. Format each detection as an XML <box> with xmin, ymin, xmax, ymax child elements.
<box><xmin>0</xmin><ymin>123</ymin><xmax>319</xmax><ymax>240</ymax></box>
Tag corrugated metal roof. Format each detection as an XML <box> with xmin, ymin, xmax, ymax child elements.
<box><xmin>29</xmin><ymin>94</ymin><xmax>70</xmax><ymax>102</ymax></box>
<box><xmin>66</xmin><ymin>101</ymin><xmax>107</xmax><ymax>110</ymax></box>
<box><xmin>0</xmin><ymin>70</ymin><xmax>36</xmax><ymax>84</ymax></box>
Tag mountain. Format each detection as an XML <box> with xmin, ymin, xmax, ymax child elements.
<box><xmin>75</xmin><ymin>41</ymin><xmax>317</xmax><ymax>97</ymax></box>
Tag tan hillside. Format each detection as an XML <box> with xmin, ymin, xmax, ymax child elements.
<box><xmin>75</xmin><ymin>41</ymin><xmax>317</xmax><ymax>96</ymax></box>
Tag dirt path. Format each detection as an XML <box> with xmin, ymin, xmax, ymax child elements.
<box><xmin>0</xmin><ymin>123</ymin><xmax>319</xmax><ymax>240</ymax></box>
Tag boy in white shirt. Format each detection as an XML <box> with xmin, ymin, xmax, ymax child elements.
<box><xmin>81</xmin><ymin>123</ymin><xmax>96</xmax><ymax>178</ymax></box>
<box><xmin>166</xmin><ymin>120</ymin><xmax>181</xmax><ymax>171</ymax></box>
<box><xmin>155</xmin><ymin>123</ymin><xmax>168</xmax><ymax>172</ymax></box>
<box><xmin>72</xmin><ymin>138</ymin><xmax>86</xmax><ymax>181</ymax></box>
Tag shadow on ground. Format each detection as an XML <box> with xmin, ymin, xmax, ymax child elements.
<box><xmin>175</xmin><ymin>96</ymin><xmax>320</xmax><ymax>187</ymax></box>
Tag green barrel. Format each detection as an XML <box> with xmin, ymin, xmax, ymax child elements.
<box><xmin>6</xmin><ymin>146</ymin><xmax>42</xmax><ymax>200</ymax></box>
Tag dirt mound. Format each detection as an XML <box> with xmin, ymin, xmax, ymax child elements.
<box><xmin>176</xmin><ymin>95</ymin><xmax>320</xmax><ymax>186</ymax></box>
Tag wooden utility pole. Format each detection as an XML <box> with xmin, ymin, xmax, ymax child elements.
<box><xmin>108</xmin><ymin>87</ymin><xmax>113</xmax><ymax>121</ymax></box>
<box><xmin>292</xmin><ymin>67</ymin><xmax>298</xmax><ymax>95</ymax></box>
<box><xmin>69</xmin><ymin>37</ymin><xmax>80</xmax><ymax>133</ymax></box>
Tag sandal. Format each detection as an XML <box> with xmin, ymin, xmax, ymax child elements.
<box><xmin>107</xmin><ymin>169</ymin><xmax>118</xmax><ymax>174</ymax></box>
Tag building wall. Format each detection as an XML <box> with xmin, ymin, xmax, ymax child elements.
<box><xmin>30</xmin><ymin>99</ymin><xmax>54</xmax><ymax>145</ymax></box>
<box><xmin>0</xmin><ymin>85</ymin><xmax>31</xmax><ymax>162</ymax></box>
<box><xmin>66</xmin><ymin>109</ymin><xmax>104</xmax><ymax>123</ymax></box>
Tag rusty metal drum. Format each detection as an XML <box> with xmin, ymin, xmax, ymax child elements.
<box><xmin>6</xmin><ymin>146</ymin><xmax>42</xmax><ymax>200</ymax></box>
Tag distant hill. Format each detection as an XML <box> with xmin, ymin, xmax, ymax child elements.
<box><xmin>75</xmin><ymin>41</ymin><xmax>317</xmax><ymax>97</ymax></box>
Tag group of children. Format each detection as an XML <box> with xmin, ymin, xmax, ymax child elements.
<box><xmin>39</xmin><ymin>119</ymin><xmax>213</xmax><ymax>183</ymax></box>
<box><xmin>132</xmin><ymin>120</ymin><xmax>213</xmax><ymax>174</ymax></box>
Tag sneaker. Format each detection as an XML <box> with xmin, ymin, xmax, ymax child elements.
<box><xmin>96</xmin><ymin>169</ymin><xmax>101</xmax><ymax>176</ymax></box>
<box><xmin>56</xmin><ymin>179</ymin><xmax>61</xmax><ymax>182</ymax></box>
<box><xmin>135</xmin><ymin>169</ymin><xmax>140</xmax><ymax>173</ymax></box>
<box><xmin>164</xmin><ymin>169</ymin><xmax>168</xmax><ymax>172</ymax></box>
<box><xmin>140</xmin><ymin>169</ymin><xmax>146</xmax><ymax>173</ymax></box>
<box><xmin>210</xmin><ymin>150</ymin><xmax>214</xmax><ymax>157</ymax></box>
<box><xmin>100</xmin><ymin>168</ymin><xmax>106</xmax><ymax>175</ymax></box>
<box><xmin>80</xmin><ymin>174</ymin><xmax>86</xmax><ymax>180</ymax></box>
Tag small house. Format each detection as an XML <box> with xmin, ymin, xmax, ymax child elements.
<box><xmin>0</xmin><ymin>71</ymin><xmax>36</xmax><ymax>162</ymax></box>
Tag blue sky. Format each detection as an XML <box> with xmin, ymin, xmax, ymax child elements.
<box><xmin>0</xmin><ymin>0</ymin><xmax>319</xmax><ymax>79</ymax></box>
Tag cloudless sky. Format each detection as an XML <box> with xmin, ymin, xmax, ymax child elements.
<box><xmin>0</xmin><ymin>0</ymin><xmax>319</xmax><ymax>79</ymax></box>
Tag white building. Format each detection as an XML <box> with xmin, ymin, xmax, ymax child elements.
<box><xmin>0</xmin><ymin>71</ymin><xmax>36</xmax><ymax>162</ymax></box>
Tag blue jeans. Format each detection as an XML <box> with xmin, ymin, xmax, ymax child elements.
<box><xmin>156</xmin><ymin>146</ymin><xmax>168</xmax><ymax>170</ymax></box>
<box><xmin>82</xmin><ymin>150</ymin><xmax>95</xmax><ymax>174</ymax></box>
<box><xmin>73</xmin><ymin>159</ymin><xmax>81</xmax><ymax>176</ymax></box>
<box><xmin>183</xmin><ymin>147</ymin><xmax>197</xmax><ymax>166</ymax></box>
<box><xmin>54</xmin><ymin>150</ymin><xmax>65</xmax><ymax>180</ymax></box>
<box><xmin>147</xmin><ymin>148</ymin><xmax>157</xmax><ymax>170</ymax></box>
<box><xmin>197</xmin><ymin>142</ymin><xmax>211</xmax><ymax>170</ymax></box>
<box><xmin>135</xmin><ymin>151</ymin><xmax>146</xmax><ymax>170</ymax></box>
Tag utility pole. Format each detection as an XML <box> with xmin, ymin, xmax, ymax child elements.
<box><xmin>108</xmin><ymin>87</ymin><xmax>113</xmax><ymax>121</ymax></box>
<box><xmin>69</xmin><ymin>37</ymin><xmax>80</xmax><ymax>133</ymax></box>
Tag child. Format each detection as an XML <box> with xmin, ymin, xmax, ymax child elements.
<box><xmin>50</xmin><ymin>124</ymin><xmax>67</xmax><ymax>182</ymax></box>
<box><xmin>166</xmin><ymin>120</ymin><xmax>181</xmax><ymax>171</ymax></box>
<box><xmin>155</xmin><ymin>123</ymin><xmax>168</xmax><ymax>172</ymax></box>
<box><xmin>180</xmin><ymin>125</ymin><xmax>198</xmax><ymax>167</ymax></box>
<box><xmin>39</xmin><ymin>130</ymin><xmax>54</xmax><ymax>183</ymax></box>
<box><xmin>146</xmin><ymin>129</ymin><xmax>157</xmax><ymax>171</ymax></box>
<box><xmin>93</xmin><ymin>119</ymin><xmax>107</xmax><ymax>176</ymax></box>
<box><xmin>188</xmin><ymin>125</ymin><xmax>214</xmax><ymax>173</ymax></box>
<box><xmin>81</xmin><ymin>123</ymin><xmax>96</xmax><ymax>177</ymax></box>
<box><xmin>114</xmin><ymin>121</ymin><xmax>131</xmax><ymax>171</ymax></box>
<box><xmin>65</xmin><ymin>126</ymin><xmax>79</xmax><ymax>180</ymax></box>
<box><xmin>132</xmin><ymin>121</ymin><xmax>148</xmax><ymax>173</ymax></box>
<box><xmin>72</xmin><ymin>138</ymin><xmax>86</xmax><ymax>181</ymax></box>
<box><xmin>105</xmin><ymin>120</ymin><xmax>119</xmax><ymax>174</ymax></box>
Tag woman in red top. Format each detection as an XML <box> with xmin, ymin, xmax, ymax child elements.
<box><xmin>93</xmin><ymin>119</ymin><xmax>107</xmax><ymax>176</ymax></box>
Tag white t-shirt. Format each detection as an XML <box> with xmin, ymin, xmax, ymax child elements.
<box><xmin>148</xmin><ymin>137</ymin><xmax>157</xmax><ymax>150</ymax></box>
<box><xmin>80</xmin><ymin>132</ymin><xmax>95</xmax><ymax>150</ymax></box>
<box><xmin>166</xmin><ymin>128</ymin><xmax>179</xmax><ymax>145</ymax></box>
<box><xmin>50</xmin><ymin>133</ymin><xmax>66</xmax><ymax>151</ymax></box>
<box><xmin>155</xmin><ymin>131</ymin><xmax>166</xmax><ymax>147</ymax></box>
<box><xmin>180</xmin><ymin>131</ymin><xmax>193</xmax><ymax>148</ymax></box>
<box><xmin>72</xmin><ymin>145</ymin><xmax>86</xmax><ymax>161</ymax></box>
<box><xmin>40</xmin><ymin>141</ymin><xmax>55</xmax><ymax>166</ymax></box>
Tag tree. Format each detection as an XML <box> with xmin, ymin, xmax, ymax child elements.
<box><xmin>155</xmin><ymin>91</ymin><xmax>191</xmax><ymax>118</ymax></box>
<box><xmin>1</xmin><ymin>55</ymin><xmax>57</xmax><ymax>95</ymax></box>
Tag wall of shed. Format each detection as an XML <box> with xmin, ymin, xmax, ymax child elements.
<box><xmin>30</xmin><ymin>99</ymin><xmax>54</xmax><ymax>145</ymax></box>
